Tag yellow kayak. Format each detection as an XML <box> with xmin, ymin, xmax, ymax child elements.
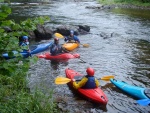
<box><xmin>62</xmin><ymin>42</ymin><xmax>79</xmax><ymax>51</ymax></box>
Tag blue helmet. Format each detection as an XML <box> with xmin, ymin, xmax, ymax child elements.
<box><xmin>70</xmin><ymin>30</ymin><xmax>74</xmax><ymax>34</ymax></box>
<box><xmin>22</xmin><ymin>36</ymin><xmax>28</xmax><ymax>40</ymax></box>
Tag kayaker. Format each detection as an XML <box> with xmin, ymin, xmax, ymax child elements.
<box><xmin>64</xmin><ymin>30</ymin><xmax>80</xmax><ymax>43</ymax></box>
<box><xmin>19</xmin><ymin>36</ymin><xmax>30</xmax><ymax>53</ymax></box>
<box><xmin>72</xmin><ymin>67</ymin><xmax>100</xmax><ymax>89</ymax></box>
<box><xmin>50</xmin><ymin>37</ymin><xmax>68</xmax><ymax>56</ymax></box>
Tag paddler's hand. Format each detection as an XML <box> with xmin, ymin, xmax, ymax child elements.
<box><xmin>72</xmin><ymin>79</ymin><xmax>76</xmax><ymax>82</ymax></box>
<box><xmin>62</xmin><ymin>47</ymin><xmax>69</xmax><ymax>53</ymax></box>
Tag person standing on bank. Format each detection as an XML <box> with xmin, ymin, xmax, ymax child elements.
<box><xmin>73</xmin><ymin>67</ymin><xmax>100</xmax><ymax>89</ymax></box>
<box><xmin>50</xmin><ymin>37</ymin><xmax>68</xmax><ymax>56</ymax></box>
<box><xmin>64</xmin><ymin>30</ymin><xmax>80</xmax><ymax>43</ymax></box>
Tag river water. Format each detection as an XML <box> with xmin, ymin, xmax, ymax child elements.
<box><xmin>9</xmin><ymin>0</ymin><xmax>150</xmax><ymax>112</ymax></box>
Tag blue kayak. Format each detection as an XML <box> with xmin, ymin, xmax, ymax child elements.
<box><xmin>2</xmin><ymin>41</ymin><xmax>53</xmax><ymax>59</ymax></box>
<box><xmin>30</xmin><ymin>42</ymin><xmax>52</xmax><ymax>54</ymax></box>
<box><xmin>2</xmin><ymin>51</ymin><xmax>30</xmax><ymax>59</ymax></box>
<box><xmin>110</xmin><ymin>79</ymin><xmax>150</xmax><ymax>99</ymax></box>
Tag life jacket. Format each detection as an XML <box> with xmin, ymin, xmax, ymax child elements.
<box><xmin>65</xmin><ymin>35</ymin><xmax>80</xmax><ymax>43</ymax></box>
<box><xmin>82</xmin><ymin>75</ymin><xmax>96</xmax><ymax>89</ymax></box>
<box><xmin>19</xmin><ymin>42</ymin><xmax>29</xmax><ymax>46</ymax></box>
<box><xmin>19</xmin><ymin>41</ymin><xmax>30</xmax><ymax>52</ymax></box>
<box><xmin>50</xmin><ymin>43</ymin><xmax>63</xmax><ymax>55</ymax></box>
<box><xmin>67</xmin><ymin>36</ymin><xmax>74</xmax><ymax>41</ymax></box>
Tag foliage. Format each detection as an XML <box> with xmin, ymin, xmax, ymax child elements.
<box><xmin>0</xmin><ymin>4</ymin><xmax>50</xmax><ymax>76</ymax></box>
<box><xmin>0</xmin><ymin>88</ymin><xmax>58</xmax><ymax>113</ymax></box>
<box><xmin>0</xmin><ymin>0</ymin><xmax>4</xmax><ymax>2</ymax></box>
<box><xmin>0</xmin><ymin>4</ymin><xmax>59</xmax><ymax>113</ymax></box>
<box><xmin>98</xmin><ymin>0</ymin><xmax>150</xmax><ymax>5</ymax></box>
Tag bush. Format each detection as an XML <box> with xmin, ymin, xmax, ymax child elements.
<box><xmin>0</xmin><ymin>4</ymin><xmax>59</xmax><ymax>113</ymax></box>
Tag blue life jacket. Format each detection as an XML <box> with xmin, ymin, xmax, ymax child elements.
<box><xmin>82</xmin><ymin>75</ymin><xmax>96</xmax><ymax>89</ymax></box>
<box><xmin>50</xmin><ymin>43</ymin><xmax>63</xmax><ymax>55</ymax></box>
<box><xmin>19</xmin><ymin>42</ymin><xmax>29</xmax><ymax>46</ymax></box>
<box><xmin>19</xmin><ymin>42</ymin><xmax>30</xmax><ymax>52</ymax></box>
<box><xmin>64</xmin><ymin>35</ymin><xmax>80</xmax><ymax>43</ymax></box>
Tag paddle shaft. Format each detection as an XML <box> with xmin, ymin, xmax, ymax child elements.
<box><xmin>55</xmin><ymin>75</ymin><xmax>114</xmax><ymax>85</ymax></box>
<box><xmin>72</xmin><ymin>54</ymin><xmax>87</xmax><ymax>63</ymax></box>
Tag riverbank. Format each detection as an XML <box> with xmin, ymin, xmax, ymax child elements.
<box><xmin>98</xmin><ymin>0</ymin><xmax>150</xmax><ymax>10</ymax></box>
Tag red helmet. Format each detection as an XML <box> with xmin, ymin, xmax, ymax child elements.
<box><xmin>54</xmin><ymin>37</ymin><xmax>59</xmax><ymax>41</ymax></box>
<box><xmin>86</xmin><ymin>67</ymin><xmax>95</xmax><ymax>76</ymax></box>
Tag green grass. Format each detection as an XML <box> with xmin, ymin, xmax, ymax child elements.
<box><xmin>98</xmin><ymin>0</ymin><xmax>150</xmax><ymax>6</ymax></box>
<box><xmin>0</xmin><ymin>64</ymin><xmax>59</xmax><ymax>113</ymax></box>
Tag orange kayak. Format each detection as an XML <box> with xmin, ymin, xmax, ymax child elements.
<box><xmin>62</xmin><ymin>42</ymin><xmax>79</xmax><ymax>51</ymax></box>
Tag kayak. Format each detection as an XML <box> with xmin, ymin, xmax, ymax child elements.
<box><xmin>30</xmin><ymin>41</ymin><xmax>53</xmax><ymax>54</ymax></box>
<box><xmin>37</xmin><ymin>52</ymin><xmax>80</xmax><ymax>60</ymax></box>
<box><xmin>110</xmin><ymin>78</ymin><xmax>150</xmax><ymax>99</ymax></box>
<box><xmin>2</xmin><ymin>42</ymin><xmax>53</xmax><ymax>59</ymax></box>
<box><xmin>62</xmin><ymin>42</ymin><xmax>79</xmax><ymax>51</ymax></box>
<box><xmin>65</xmin><ymin>68</ymin><xmax>108</xmax><ymax>105</ymax></box>
<box><xmin>2</xmin><ymin>51</ymin><xmax>30</xmax><ymax>59</ymax></box>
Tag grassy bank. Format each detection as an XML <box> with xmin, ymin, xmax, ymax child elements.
<box><xmin>98</xmin><ymin>0</ymin><xmax>150</xmax><ymax>6</ymax></box>
<box><xmin>0</xmin><ymin>4</ymin><xmax>59</xmax><ymax>113</ymax></box>
<box><xmin>0</xmin><ymin>58</ymin><xmax>59</xmax><ymax>113</ymax></box>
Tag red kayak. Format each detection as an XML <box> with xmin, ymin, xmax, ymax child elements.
<box><xmin>65</xmin><ymin>68</ymin><xmax>108</xmax><ymax>105</ymax></box>
<box><xmin>37</xmin><ymin>52</ymin><xmax>80</xmax><ymax>60</ymax></box>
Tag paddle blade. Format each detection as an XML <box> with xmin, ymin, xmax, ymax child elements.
<box><xmin>100</xmin><ymin>75</ymin><xmax>114</xmax><ymax>81</ymax></box>
<box><xmin>55</xmin><ymin>77</ymin><xmax>71</xmax><ymax>84</ymax></box>
<box><xmin>137</xmin><ymin>99</ymin><xmax>150</xmax><ymax>106</ymax></box>
<box><xmin>54</xmin><ymin>33</ymin><xmax>64</xmax><ymax>38</ymax></box>
<box><xmin>81</xmin><ymin>44</ymin><xmax>89</xmax><ymax>48</ymax></box>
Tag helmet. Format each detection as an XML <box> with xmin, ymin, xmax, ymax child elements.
<box><xmin>54</xmin><ymin>37</ymin><xmax>59</xmax><ymax>41</ymax></box>
<box><xmin>70</xmin><ymin>30</ymin><xmax>74</xmax><ymax>34</ymax></box>
<box><xmin>22</xmin><ymin>36</ymin><xmax>28</xmax><ymax>40</ymax></box>
<box><xmin>86</xmin><ymin>67</ymin><xmax>95</xmax><ymax>76</ymax></box>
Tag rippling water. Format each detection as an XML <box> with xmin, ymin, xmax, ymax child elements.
<box><xmin>10</xmin><ymin>0</ymin><xmax>150</xmax><ymax>112</ymax></box>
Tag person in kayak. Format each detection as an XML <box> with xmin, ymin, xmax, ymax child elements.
<box><xmin>19</xmin><ymin>36</ymin><xmax>30</xmax><ymax>53</ymax></box>
<box><xmin>73</xmin><ymin>67</ymin><xmax>100</xmax><ymax>89</ymax></box>
<box><xmin>64</xmin><ymin>30</ymin><xmax>80</xmax><ymax>43</ymax></box>
<box><xmin>50</xmin><ymin>37</ymin><xmax>69</xmax><ymax>56</ymax></box>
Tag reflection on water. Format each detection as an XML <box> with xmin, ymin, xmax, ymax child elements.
<box><xmin>129</xmin><ymin>39</ymin><xmax>150</xmax><ymax>87</ymax></box>
<box><xmin>50</xmin><ymin>60</ymin><xmax>69</xmax><ymax>70</ymax></box>
<box><xmin>112</xmin><ymin>8</ymin><xmax>150</xmax><ymax>20</ymax></box>
<box><xmin>12</xmin><ymin>1</ymin><xmax>150</xmax><ymax>112</ymax></box>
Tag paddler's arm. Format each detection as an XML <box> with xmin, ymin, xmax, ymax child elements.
<box><xmin>64</xmin><ymin>36</ymin><xmax>68</xmax><ymax>42</ymax></box>
<box><xmin>95</xmin><ymin>78</ymin><xmax>100</xmax><ymax>87</ymax></box>
<box><xmin>73</xmin><ymin>77</ymin><xmax>88</xmax><ymax>89</ymax></box>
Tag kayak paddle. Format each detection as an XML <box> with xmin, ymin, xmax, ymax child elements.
<box><xmin>100</xmin><ymin>75</ymin><xmax>114</xmax><ymax>81</ymax></box>
<box><xmin>55</xmin><ymin>75</ymin><xmax>114</xmax><ymax>85</ymax></box>
<box><xmin>54</xmin><ymin>33</ymin><xmax>89</xmax><ymax>47</ymax></box>
<box><xmin>55</xmin><ymin>77</ymin><xmax>71</xmax><ymax>84</ymax></box>
<box><xmin>54</xmin><ymin>33</ymin><xmax>64</xmax><ymax>38</ymax></box>
<box><xmin>137</xmin><ymin>99</ymin><xmax>150</xmax><ymax>106</ymax></box>
<box><xmin>80</xmin><ymin>43</ymin><xmax>89</xmax><ymax>48</ymax></box>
